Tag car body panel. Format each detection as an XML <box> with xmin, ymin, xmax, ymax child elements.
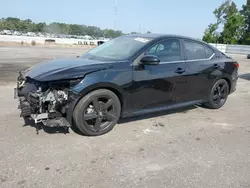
<box><xmin>25</xmin><ymin>58</ymin><xmax>114</xmax><ymax>81</ymax></box>
<box><xmin>184</xmin><ymin>58</ymin><xmax>218</xmax><ymax>101</ymax></box>
<box><xmin>131</xmin><ymin>61</ymin><xmax>188</xmax><ymax>109</ymax></box>
<box><xmin>71</xmin><ymin>61</ymin><xmax>134</xmax><ymax>115</ymax></box>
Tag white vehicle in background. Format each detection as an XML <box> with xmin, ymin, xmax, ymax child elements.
<box><xmin>3</xmin><ymin>30</ymin><xmax>13</xmax><ymax>35</ymax></box>
<box><xmin>13</xmin><ymin>31</ymin><xmax>22</xmax><ymax>36</ymax></box>
<box><xmin>26</xmin><ymin>32</ymin><xmax>36</xmax><ymax>36</ymax></box>
<box><xmin>36</xmin><ymin>32</ymin><xmax>45</xmax><ymax>37</ymax></box>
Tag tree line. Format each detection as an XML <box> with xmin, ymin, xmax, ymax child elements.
<box><xmin>203</xmin><ymin>0</ymin><xmax>250</xmax><ymax>45</ymax></box>
<box><xmin>0</xmin><ymin>17</ymin><xmax>125</xmax><ymax>38</ymax></box>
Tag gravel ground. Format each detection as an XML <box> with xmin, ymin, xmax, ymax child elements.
<box><xmin>0</xmin><ymin>46</ymin><xmax>250</xmax><ymax>188</ymax></box>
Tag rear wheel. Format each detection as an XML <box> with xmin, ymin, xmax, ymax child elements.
<box><xmin>73</xmin><ymin>89</ymin><xmax>121</xmax><ymax>136</ymax></box>
<box><xmin>204</xmin><ymin>79</ymin><xmax>229</xmax><ymax>109</ymax></box>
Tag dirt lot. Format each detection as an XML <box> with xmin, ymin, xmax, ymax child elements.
<box><xmin>0</xmin><ymin>46</ymin><xmax>250</xmax><ymax>188</ymax></box>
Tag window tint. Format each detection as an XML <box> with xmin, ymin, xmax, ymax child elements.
<box><xmin>157</xmin><ymin>44</ymin><xmax>164</xmax><ymax>52</ymax></box>
<box><xmin>147</xmin><ymin>45</ymin><xmax>158</xmax><ymax>54</ymax></box>
<box><xmin>145</xmin><ymin>39</ymin><xmax>181</xmax><ymax>62</ymax></box>
<box><xmin>204</xmin><ymin>45</ymin><xmax>214</xmax><ymax>58</ymax></box>
<box><xmin>147</xmin><ymin>44</ymin><xmax>164</xmax><ymax>54</ymax></box>
<box><xmin>183</xmin><ymin>40</ymin><xmax>207</xmax><ymax>60</ymax></box>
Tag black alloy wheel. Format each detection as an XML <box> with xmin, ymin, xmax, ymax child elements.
<box><xmin>73</xmin><ymin>89</ymin><xmax>121</xmax><ymax>136</ymax></box>
<box><xmin>204</xmin><ymin>79</ymin><xmax>229</xmax><ymax>109</ymax></box>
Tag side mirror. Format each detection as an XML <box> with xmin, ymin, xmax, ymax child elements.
<box><xmin>140</xmin><ymin>55</ymin><xmax>160</xmax><ymax>65</ymax></box>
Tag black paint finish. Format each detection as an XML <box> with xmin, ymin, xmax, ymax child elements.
<box><xmin>24</xmin><ymin>34</ymin><xmax>239</xmax><ymax>118</ymax></box>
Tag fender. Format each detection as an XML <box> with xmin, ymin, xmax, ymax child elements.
<box><xmin>76</xmin><ymin>82</ymin><xmax>124</xmax><ymax>97</ymax></box>
<box><xmin>67</xmin><ymin>68</ymin><xmax>132</xmax><ymax>124</ymax></box>
<box><xmin>71</xmin><ymin>71</ymin><xmax>126</xmax><ymax>99</ymax></box>
<box><xmin>208</xmin><ymin>71</ymin><xmax>233</xmax><ymax>94</ymax></box>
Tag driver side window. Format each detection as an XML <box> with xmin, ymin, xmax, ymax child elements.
<box><xmin>145</xmin><ymin>39</ymin><xmax>181</xmax><ymax>62</ymax></box>
<box><xmin>147</xmin><ymin>44</ymin><xmax>164</xmax><ymax>54</ymax></box>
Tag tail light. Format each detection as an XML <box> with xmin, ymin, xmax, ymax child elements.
<box><xmin>234</xmin><ymin>62</ymin><xmax>239</xmax><ymax>69</ymax></box>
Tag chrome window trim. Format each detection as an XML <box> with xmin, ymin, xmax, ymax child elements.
<box><xmin>158</xmin><ymin>53</ymin><xmax>215</xmax><ymax>64</ymax></box>
<box><xmin>132</xmin><ymin>53</ymin><xmax>215</xmax><ymax>65</ymax></box>
<box><xmin>185</xmin><ymin>53</ymin><xmax>215</xmax><ymax>62</ymax></box>
<box><xmin>160</xmin><ymin>60</ymin><xmax>185</xmax><ymax>64</ymax></box>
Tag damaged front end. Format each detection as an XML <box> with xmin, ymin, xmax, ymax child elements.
<box><xmin>14</xmin><ymin>71</ymin><xmax>81</xmax><ymax>132</ymax></box>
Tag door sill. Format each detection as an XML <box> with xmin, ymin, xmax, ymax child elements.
<box><xmin>122</xmin><ymin>100</ymin><xmax>204</xmax><ymax>118</ymax></box>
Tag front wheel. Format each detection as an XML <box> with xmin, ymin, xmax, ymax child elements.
<box><xmin>73</xmin><ymin>89</ymin><xmax>121</xmax><ymax>136</ymax></box>
<box><xmin>204</xmin><ymin>79</ymin><xmax>229</xmax><ymax>109</ymax></box>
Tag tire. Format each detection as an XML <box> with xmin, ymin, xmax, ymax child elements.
<box><xmin>73</xmin><ymin>89</ymin><xmax>121</xmax><ymax>136</ymax></box>
<box><xmin>204</xmin><ymin>79</ymin><xmax>229</xmax><ymax>109</ymax></box>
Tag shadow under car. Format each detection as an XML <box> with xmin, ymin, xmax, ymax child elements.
<box><xmin>239</xmin><ymin>73</ymin><xmax>250</xmax><ymax>81</ymax></box>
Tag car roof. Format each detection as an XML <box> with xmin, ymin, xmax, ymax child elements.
<box><xmin>128</xmin><ymin>33</ymin><xmax>200</xmax><ymax>39</ymax></box>
<box><xmin>125</xmin><ymin>33</ymin><xmax>215</xmax><ymax>49</ymax></box>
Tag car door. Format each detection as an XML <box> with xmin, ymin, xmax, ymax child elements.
<box><xmin>182</xmin><ymin>39</ymin><xmax>216</xmax><ymax>101</ymax></box>
<box><xmin>131</xmin><ymin>38</ymin><xmax>188</xmax><ymax>110</ymax></box>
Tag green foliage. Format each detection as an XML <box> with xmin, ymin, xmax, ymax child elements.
<box><xmin>221</xmin><ymin>12</ymin><xmax>245</xmax><ymax>44</ymax></box>
<box><xmin>213</xmin><ymin>0</ymin><xmax>231</xmax><ymax>25</ymax></box>
<box><xmin>203</xmin><ymin>0</ymin><xmax>247</xmax><ymax>44</ymax></box>
<box><xmin>240</xmin><ymin>0</ymin><xmax>250</xmax><ymax>44</ymax></box>
<box><xmin>202</xmin><ymin>23</ymin><xmax>219</xmax><ymax>43</ymax></box>
<box><xmin>202</xmin><ymin>1</ymin><xmax>231</xmax><ymax>43</ymax></box>
<box><xmin>0</xmin><ymin>17</ymin><xmax>124</xmax><ymax>38</ymax></box>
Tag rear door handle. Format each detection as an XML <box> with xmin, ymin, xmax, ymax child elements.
<box><xmin>175</xmin><ymin>68</ymin><xmax>185</xmax><ymax>74</ymax></box>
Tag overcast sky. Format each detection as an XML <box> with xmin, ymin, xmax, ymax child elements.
<box><xmin>0</xmin><ymin>0</ymin><xmax>246</xmax><ymax>38</ymax></box>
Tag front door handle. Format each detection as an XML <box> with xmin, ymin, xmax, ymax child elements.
<box><xmin>175</xmin><ymin>68</ymin><xmax>185</xmax><ymax>74</ymax></box>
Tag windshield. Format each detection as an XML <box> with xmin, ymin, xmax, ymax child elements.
<box><xmin>81</xmin><ymin>36</ymin><xmax>152</xmax><ymax>61</ymax></box>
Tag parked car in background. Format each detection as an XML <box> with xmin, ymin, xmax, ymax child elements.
<box><xmin>2</xmin><ymin>30</ymin><xmax>13</xmax><ymax>35</ymax></box>
<box><xmin>13</xmin><ymin>31</ymin><xmax>22</xmax><ymax>36</ymax></box>
<box><xmin>26</xmin><ymin>32</ymin><xmax>36</xmax><ymax>36</ymax></box>
<box><xmin>15</xmin><ymin>34</ymin><xmax>239</xmax><ymax>136</ymax></box>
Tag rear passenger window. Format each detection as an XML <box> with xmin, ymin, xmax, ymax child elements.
<box><xmin>183</xmin><ymin>40</ymin><xmax>207</xmax><ymax>60</ymax></box>
<box><xmin>204</xmin><ymin>45</ymin><xmax>214</xmax><ymax>58</ymax></box>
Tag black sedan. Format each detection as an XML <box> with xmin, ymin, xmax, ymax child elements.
<box><xmin>15</xmin><ymin>34</ymin><xmax>239</xmax><ymax>136</ymax></box>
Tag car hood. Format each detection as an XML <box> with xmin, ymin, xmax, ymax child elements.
<box><xmin>25</xmin><ymin>58</ymin><xmax>114</xmax><ymax>82</ymax></box>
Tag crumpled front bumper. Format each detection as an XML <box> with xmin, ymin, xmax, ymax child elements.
<box><xmin>13</xmin><ymin>72</ymin><xmax>73</xmax><ymax>128</ymax></box>
<box><xmin>15</xmin><ymin>92</ymin><xmax>72</xmax><ymax>128</ymax></box>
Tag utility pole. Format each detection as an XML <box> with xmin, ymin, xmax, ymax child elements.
<box><xmin>114</xmin><ymin>0</ymin><xmax>118</xmax><ymax>30</ymax></box>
